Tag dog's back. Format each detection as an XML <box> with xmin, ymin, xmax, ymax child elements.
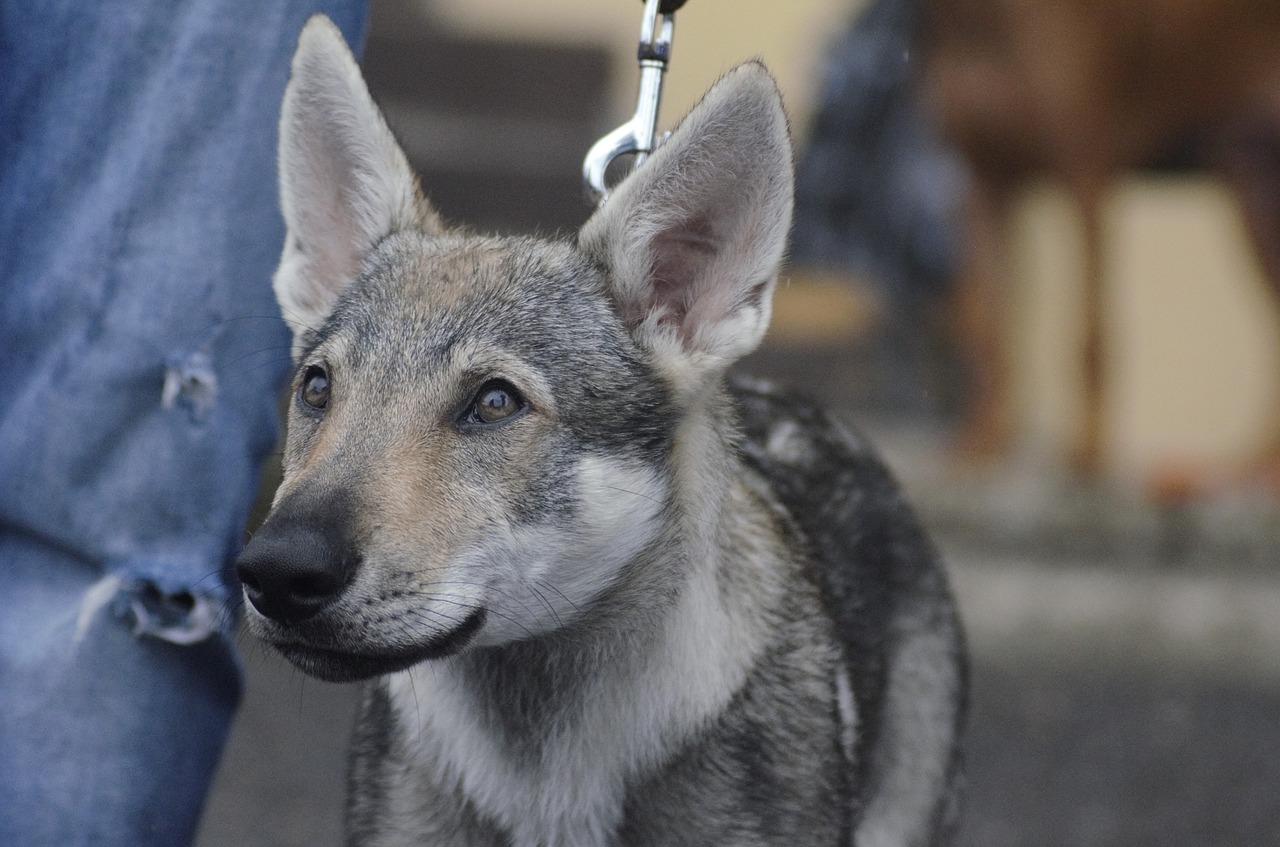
<box><xmin>735</xmin><ymin>379</ymin><xmax>965</xmax><ymax>844</ymax></box>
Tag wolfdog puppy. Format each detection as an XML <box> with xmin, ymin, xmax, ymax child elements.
<box><xmin>236</xmin><ymin>15</ymin><xmax>965</xmax><ymax>847</ymax></box>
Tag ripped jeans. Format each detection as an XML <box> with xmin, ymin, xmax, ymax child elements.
<box><xmin>0</xmin><ymin>1</ymin><xmax>366</xmax><ymax>843</ymax></box>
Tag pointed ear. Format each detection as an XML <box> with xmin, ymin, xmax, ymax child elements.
<box><xmin>273</xmin><ymin>15</ymin><xmax>441</xmax><ymax>350</ymax></box>
<box><xmin>578</xmin><ymin>62</ymin><xmax>793</xmax><ymax>392</ymax></box>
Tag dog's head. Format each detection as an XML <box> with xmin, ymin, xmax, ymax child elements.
<box><xmin>236</xmin><ymin>15</ymin><xmax>793</xmax><ymax>681</ymax></box>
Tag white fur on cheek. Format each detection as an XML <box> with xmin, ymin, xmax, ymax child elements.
<box><xmin>466</xmin><ymin>456</ymin><xmax>667</xmax><ymax>644</ymax></box>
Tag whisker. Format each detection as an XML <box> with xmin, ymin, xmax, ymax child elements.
<box><xmin>603</xmin><ymin>482</ymin><xmax>707</xmax><ymax>530</ymax></box>
<box><xmin>402</xmin><ymin>605</ymin><xmax>465</xmax><ymax>628</ymax></box>
<box><xmin>276</xmin><ymin>305</ymin><xmax>325</xmax><ymax>336</ymax></box>
<box><xmin>421</xmin><ymin>578</ymin><xmax>544</xmax><ymax>624</ymax></box>
<box><xmin>525</xmin><ymin>581</ymin><xmax>563</xmax><ymax>629</ymax></box>
<box><xmin>197</xmin><ymin>314</ymin><xmax>295</xmax><ymax>332</ymax></box>
<box><xmin>408</xmin><ymin>664</ymin><xmax>422</xmax><ymax>739</ymax></box>
<box><xmin>219</xmin><ymin>344</ymin><xmax>295</xmax><ymax>372</ymax></box>
<box><xmin>405</xmin><ymin>600</ymin><xmax>535</xmax><ymax>640</ymax></box>
<box><xmin>533</xmin><ymin>578</ymin><xmax>583</xmax><ymax>616</ymax></box>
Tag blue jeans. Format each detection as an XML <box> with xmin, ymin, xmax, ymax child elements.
<box><xmin>0</xmin><ymin>2</ymin><xmax>366</xmax><ymax>843</ymax></box>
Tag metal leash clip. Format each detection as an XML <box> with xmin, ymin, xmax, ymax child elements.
<box><xmin>582</xmin><ymin>0</ymin><xmax>684</xmax><ymax>205</ymax></box>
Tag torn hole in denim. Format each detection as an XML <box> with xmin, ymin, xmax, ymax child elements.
<box><xmin>162</xmin><ymin>349</ymin><xmax>219</xmax><ymax>422</ymax></box>
<box><xmin>127</xmin><ymin>581</ymin><xmax>219</xmax><ymax>645</ymax></box>
<box><xmin>75</xmin><ymin>574</ymin><xmax>221</xmax><ymax>646</ymax></box>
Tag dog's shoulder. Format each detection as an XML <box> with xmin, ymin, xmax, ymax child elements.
<box><xmin>730</xmin><ymin>375</ymin><xmax>959</xmax><ymax>795</ymax></box>
<box><xmin>730</xmin><ymin>375</ymin><xmax>938</xmax><ymax>592</ymax></box>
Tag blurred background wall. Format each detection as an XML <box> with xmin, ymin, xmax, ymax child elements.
<box><xmin>363</xmin><ymin>0</ymin><xmax>1280</xmax><ymax>486</ymax></box>
<box><xmin>1014</xmin><ymin>180</ymin><xmax>1280</xmax><ymax>478</ymax></box>
<box><xmin>428</xmin><ymin>0</ymin><xmax>851</xmax><ymax>135</ymax></box>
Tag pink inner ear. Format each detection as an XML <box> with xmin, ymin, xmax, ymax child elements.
<box><xmin>646</xmin><ymin>220</ymin><xmax>720</xmax><ymax>339</ymax></box>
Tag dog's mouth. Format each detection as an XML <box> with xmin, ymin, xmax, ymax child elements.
<box><xmin>266</xmin><ymin>608</ymin><xmax>488</xmax><ymax>682</ymax></box>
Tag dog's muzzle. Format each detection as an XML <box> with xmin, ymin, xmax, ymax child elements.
<box><xmin>235</xmin><ymin>493</ymin><xmax>360</xmax><ymax>624</ymax></box>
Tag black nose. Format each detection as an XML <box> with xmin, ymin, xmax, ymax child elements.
<box><xmin>236</xmin><ymin>501</ymin><xmax>360</xmax><ymax>624</ymax></box>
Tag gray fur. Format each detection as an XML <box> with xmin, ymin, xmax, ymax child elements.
<box><xmin>237</xmin><ymin>15</ymin><xmax>966</xmax><ymax>847</ymax></box>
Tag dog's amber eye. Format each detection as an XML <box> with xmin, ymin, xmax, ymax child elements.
<box><xmin>300</xmin><ymin>365</ymin><xmax>331</xmax><ymax>411</ymax></box>
<box><xmin>465</xmin><ymin>380</ymin><xmax>525</xmax><ymax>426</ymax></box>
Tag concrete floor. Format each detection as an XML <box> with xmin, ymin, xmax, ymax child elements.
<box><xmin>195</xmin><ymin>639</ymin><xmax>357</xmax><ymax>847</ymax></box>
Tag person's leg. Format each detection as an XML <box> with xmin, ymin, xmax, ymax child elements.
<box><xmin>0</xmin><ymin>1</ymin><xmax>366</xmax><ymax>843</ymax></box>
<box><xmin>0</xmin><ymin>538</ymin><xmax>242</xmax><ymax>844</ymax></box>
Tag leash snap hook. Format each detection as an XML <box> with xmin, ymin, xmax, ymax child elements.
<box><xmin>583</xmin><ymin>0</ymin><xmax>678</xmax><ymax>205</ymax></box>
